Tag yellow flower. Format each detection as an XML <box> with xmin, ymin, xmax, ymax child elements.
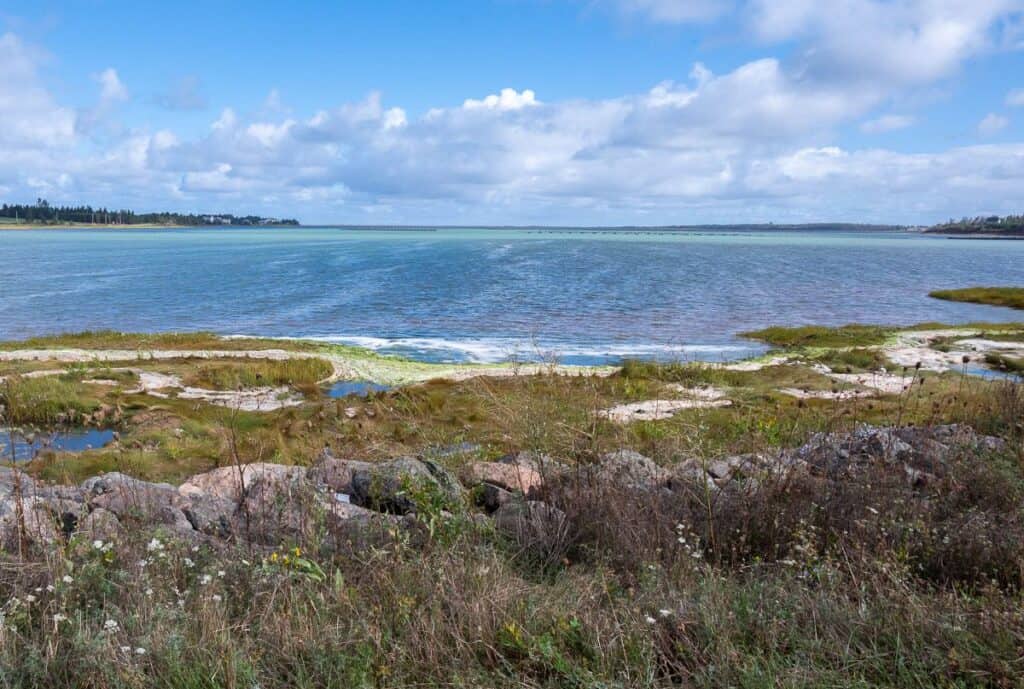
<box><xmin>270</xmin><ymin>552</ymin><xmax>279</xmax><ymax>563</ymax></box>
<box><xmin>292</xmin><ymin>547</ymin><xmax>301</xmax><ymax>558</ymax></box>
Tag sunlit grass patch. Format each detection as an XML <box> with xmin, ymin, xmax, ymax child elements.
<box><xmin>929</xmin><ymin>287</ymin><xmax>1024</xmax><ymax>310</ymax></box>
<box><xmin>183</xmin><ymin>358</ymin><xmax>333</xmax><ymax>390</ymax></box>
<box><xmin>740</xmin><ymin>324</ymin><xmax>894</xmax><ymax>348</ymax></box>
<box><xmin>0</xmin><ymin>375</ymin><xmax>100</xmax><ymax>425</ymax></box>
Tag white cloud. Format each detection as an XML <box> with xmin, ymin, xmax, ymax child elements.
<box><xmin>94</xmin><ymin>67</ymin><xmax>128</xmax><ymax>103</ymax></box>
<box><xmin>1008</xmin><ymin>88</ymin><xmax>1024</xmax><ymax>106</ymax></box>
<box><xmin>0</xmin><ymin>32</ymin><xmax>76</xmax><ymax>150</ymax></box>
<box><xmin>463</xmin><ymin>88</ymin><xmax>539</xmax><ymax>111</ymax></box>
<box><xmin>2</xmin><ymin>26</ymin><xmax>1024</xmax><ymax>225</ymax></box>
<box><xmin>978</xmin><ymin>112</ymin><xmax>1010</xmax><ymax>135</ymax></box>
<box><xmin>861</xmin><ymin>114</ymin><xmax>915</xmax><ymax>133</ymax></box>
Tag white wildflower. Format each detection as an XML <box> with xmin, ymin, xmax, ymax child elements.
<box><xmin>658</xmin><ymin>609</ymin><xmax>672</xmax><ymax>618</ymax></box>
<box><xmin>92</xmin><ymin>539</ymin><xmax>104</xmax><ymax>550</ymax></box>
<box><xmin>103</xmin><ymin>619</ymin><xmax>119</xmax><ymax>633</ymax></box>
<box><xmin>183</xmin><ymin>558</ymin><xmax>195</xmax><ymax>568</ymax></box>
<box><xmin>25</xmin><ymin>595</ymin><xmax>37</xmax><ymax>603</ymax></box>
<box><xmin>119</xmin><ymin>645</ymin><xmax>131</xmax><ymax>653</ymax></box>
<box><xmin>134</xmin><ymin>647</ymin><xmax>146</xmax><ymax>655</ymax></box>
<box><xmin>53</xmin><ymin>613</ymin><xmax>68</xmax><ymax>623</ymax></box>
<box><xmin>211</xmin><ymin>594</ymin><xmax>223</xmax><ymax>603</ymax></box>
<box><xmin>217</xmin><ymin>570</ymin><xmax>226</xmax><ymax>578</ymax></box>
<box><xmin>46</xmin><ymin>585</ymin><xmax>55</xmax><ymax>593</ymax></box>
<box><xmin>199</xmin><ymin>574</ymin><xmax>212</xmax><ymax>585</ymax></box>
<box><xmin>145</xmin><ymin>588</ymin><xmax>154</xmax><ymax>597</ymax></box>
<box><xmin>644</xmin><ymin>615</ymin><xmax>657</xmax><ymax>624</ymax></box>
<box><xmin>62</xmin><ymin>575</ymin><xmax>74</xmax><ymax>584</ymax></box>
<box><xmin>146</xmin><ymin>538</ymin><xmax>163</xmax><ymax>552</ymax></box>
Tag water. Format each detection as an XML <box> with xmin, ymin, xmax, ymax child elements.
<box><xmin>0</xmin><ymin>428</ymin><xmax>116</xmax><ymax>462</ymax></box>
<box><xmin>326</xmin><ymin>380</ymin><xmax>391</xmax><ymax>398</ymax></box>
<box><xmin>1</xmin><ymin>227</ymin><xmax>1022</xmax><ymax>364</ymax></box>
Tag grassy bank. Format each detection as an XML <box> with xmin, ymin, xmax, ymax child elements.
<box><xmin>929</xmin><ymin>287</ymin><xmax>1024</xmax><ymax>310</ymax></box>
<box><xmin>2</xmin><ymin>325</ymin><xmax>1024</xmax><ymax>686</ymax></box>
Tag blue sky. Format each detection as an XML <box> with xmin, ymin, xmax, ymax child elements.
<box><xmin>1</xmin><ymin>0</ymin><xmax>1023</xmax><ymax>225</ymax></box>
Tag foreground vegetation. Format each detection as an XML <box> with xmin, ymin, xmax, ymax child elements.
<box><xmin>1</xmin><ymin>328</ymin><xmax>1024</xmax><ymax>687</ymax></box>
<box><xmin>930</xmin><ymin>287</ymin><xmax>1024</xmax><ymax>310</ymax></box>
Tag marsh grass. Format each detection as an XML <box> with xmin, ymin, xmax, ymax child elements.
<box><xmin>930</xmin><ymin>287</ymin><xmax>1024</xmax><ymax>310</ymax></box>
<box><xmin>740</xmin><ymin>324</ymin><xmax>895</xmax><ymax>348</ymax></box>
<box><xmin>0</xmin><ymin>376</ymin><xmax>100</xmax><ymax>426</ymax></box>
<box><xmin>183</xmin><ymin>358</ymin><xmax>334</xmax><ymax>391</ymax></box>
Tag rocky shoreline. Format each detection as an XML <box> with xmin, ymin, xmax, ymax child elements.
<box><xmin>1</xmin><ymin>423</ymin><xmax>1003</xmax><ymax>554</ymax></box>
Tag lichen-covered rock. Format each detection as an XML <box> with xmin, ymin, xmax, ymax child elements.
<box><xmin>0</xmin><ymin>496</ymin><xmax>62</xmax><ymax>551</ymax></box>
<box><xmin>590</xmin><ymin>450</ymin><xmax>669</xmax><ymax>487</ymax></box>
<box><xmin>493</xmin><ymin>499</ymin><xmax>569</xmax><ymax>544</ymax></box>
<box><xmin>308</xmin><ymin>455</ymin><xmax>373</xmax><ymax>495</ymax></box>
<box><xmin>77</xmin><ymin>507</ymin><xmax>125</xmax><ymax>542</ymax></box>
<box><xmin>81</xmin><ymin>472</ymin><xmax>178</xmax><ymax>520</ymax></box>
<box><xmin>350</xmin><ymin>457</ymin><xmax>462</xmax><ymax>514</ymax></box>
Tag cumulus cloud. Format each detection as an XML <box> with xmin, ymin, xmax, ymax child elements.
<box><xmin>861</xmin><ymin>114</ymin><xmax>915</xmax><ymax>133</ymax></box>
<box><xmin>1008</xmin><ymin>88</ymin><xmax>1024</xmax><ymax>106</ymax></box>
<box><xmin>463</xmin><ymin>88</ymin><xmax>539</xmax><ymax>111</ymax></box>
<box><xmin>94</xmin><ymin>68</ymin><xmax>128</xmax><ymax>103</ymax></box>
<box><xmin>1</xmin><ymin>19</ymin><xmax>1024</xmax><ymax>224</ymax></box>
<box><xmin>0</xmin><ymin>32</ymin><xmax>76</xmax><ymax>150</ymax></box>
<box><xmin>978</xmin><ymin>112</ymin><xmax>1010</xmax><ymax>135</ymax></box>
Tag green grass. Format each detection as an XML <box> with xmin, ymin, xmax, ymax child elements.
<box><xmin>183</xmin><ymin>357</ymin><xmax>334</xmax><ymax>390</ymax></box>
<box><xmin>929</xmin><ymin>287</ymin><xmax>1024</xmax><ymax>310</ymax></box>
<box><xmin>0</xmin><ymin>376</ymin><xmax>101</xmax><ymax>425</ymax></box>
<box><xmin>740</xmin><ymin>324</ymin><xmax>895</xmax><ymax>348</ymax></box>
<box><xmin>0</xmin><ymin>329</ymin><xmax>322</xmax><ymax>352</ymax></box>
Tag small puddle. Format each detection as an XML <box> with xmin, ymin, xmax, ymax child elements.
<box><xmin>963</xmin><ymin>366</ymin><xmax>1022</xmax><ymax>382</ymax></box>
<box><xmin>0</xmin><ymin>428</ymin><xmax>116</xmax><ymax>462</ymax></box>
<box><xmin>327</xmin><ymin>380</ymin><xmax>391</xmax><ymax>398</ymax></box>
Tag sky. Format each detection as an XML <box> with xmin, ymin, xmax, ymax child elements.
<box><xmin>1</xmin><ymin>0</ymin><xmax>1023</xmax><ymax>226</ymax></box>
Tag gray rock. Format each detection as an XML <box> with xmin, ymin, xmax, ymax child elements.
<box><xmin>82</xmin><ymin>472</ymin><xmax>178</xmax><ymax>520</ymax></box>
<box><xmin>350</xmin><ymin>456</ymin><xmax>462</xmax><ymax>514</ymax></box>
<box><xmin>591</xmin><ymin>449</ymin><xmax>670</xmax><ymax>487</ymax></box>
<box><xmin>493</xmin><ymin>499</ymin><xmax>569</xmax><ymax>544</ymax></box>
<box><xmin>77</xmin><ymin>507</ymin><xmax>125</xmax><ymax>542</ymax></box>
<box><xmin>308</xmin><ymin>456</ymin><xmax>373</xmax><ymax>494</ymax></box>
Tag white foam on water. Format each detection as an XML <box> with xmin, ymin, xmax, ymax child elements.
<box><xmin>297</xmin><ymin>334</ymin><xmax>758</xmax><ymax>364</ymax></box>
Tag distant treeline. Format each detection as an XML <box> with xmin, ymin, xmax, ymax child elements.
<box><xmin>927</xmin><ymin>214</ymin><xmax>1024</xmax><ymax>236</ymax></box>
<box><xmin>0</xmin><ymin>199</ymin><xmax>299</xmax><ymax>226</ymax></box>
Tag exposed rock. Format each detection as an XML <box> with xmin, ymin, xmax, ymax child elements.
<box><xmin>0</xmin><ymin>496</ymin><xmax>62</xmax><ymax>550</ymax></box>
<box><xmin>598</xmin><ymin>398</ymin><xmax>731</xmax><ymax>422</ymax></box>
<box><xmin>350</xmin><ymin>456</ymin><xmax>462</xmax><ymax>514</ymax></box>
<box><xmin>463</xmin><ymin>461</ymin><xmax>542</xmax><ymax>495</ymax></box>
<box><xmin>308</xmin><ymin>455</ymin><xmax>373</xmax><ymax>495</ymax></box>
<box><xmin>179</xmin><ymin>463</ymin><xmax>308</xmax><ymax>503</ymax></box>
<box><xmin>493</xmin><ymin>499</ymin><xmax>569</xmax><ymax>545</ymax></box>
<box><xmin>82</xmin><ymin>472</ymin><xmax>178</xmax><ymax>520</ymax></box>
<box><xmin>479</xmin><ymin>482</ymin><xmax>514</xmax><ymax>512</ymax></box>
<box><xmin>590</xmin><ymin>449</ymin><xmax>670</xmax><ymax>487</ymax></box>
<box><xmin>77</xmin><ymin>507</ymin><xmax>125</xmax><ymax>542</ymax></box>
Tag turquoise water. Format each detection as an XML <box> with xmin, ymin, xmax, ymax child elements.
<box><xmin>1</xmin><ymin>226</ymin><xmax>1022</xmax><ymax>364</ymax></box>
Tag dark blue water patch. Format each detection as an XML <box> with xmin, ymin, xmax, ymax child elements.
<box><xmin>0</xmin><ymin>428</ymin><xmax>116</xmax><ymax>462</ymax></box>
<box><xmin>327</xmin><ymin>380</ymin><xmax>391</xmax><ymax>398</ymax></box>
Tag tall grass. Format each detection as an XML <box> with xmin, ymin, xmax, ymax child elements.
<box><xmin>184</xmin><ymin>358</ymin><xmax>334</xmax><ymax>390</ymax></box>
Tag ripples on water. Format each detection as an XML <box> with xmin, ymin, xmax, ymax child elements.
<box><xmin>1</xmin><ymin>227</ymin><xmax>1022</xmax><ymax>364</ymax></box>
